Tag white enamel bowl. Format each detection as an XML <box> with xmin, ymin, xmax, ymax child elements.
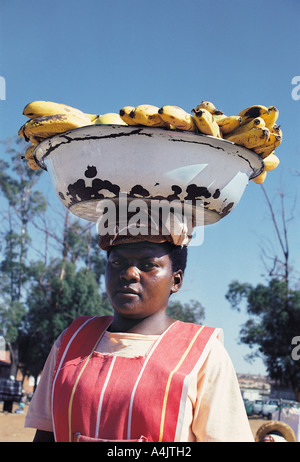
<box><xmin>34</xmin><ymin>125</ymin><xmax>264</xmax><ymax>225</ymax></box>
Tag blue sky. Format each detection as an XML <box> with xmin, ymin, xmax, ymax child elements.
<box><xmin>1</xmin><ymin>0</ymin><xmax>300</xmax><ymax>374</ymax></box>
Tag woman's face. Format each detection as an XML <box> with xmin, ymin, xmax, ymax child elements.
<box><xmin>105</xmin><ymin>242</ymin><xmax>182</xmax><ymax>320</ymax></box>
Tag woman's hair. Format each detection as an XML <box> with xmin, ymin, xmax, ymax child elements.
<box><xmin>163</xmin><ymin>242</ymin><xmax>188</xmax><ymax>274</ymax></box>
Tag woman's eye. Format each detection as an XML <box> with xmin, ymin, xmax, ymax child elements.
<box><xmin>111</xmin><ymin>260</ymin><xmax>121</xmax><ymax>266</ymax></box>
<box><xmin>142</xmin><ymin>262</ymin><xmax>156</xmax><ymax>269</ymax></box>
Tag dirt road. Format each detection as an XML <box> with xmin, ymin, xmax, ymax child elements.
<box><xmin>0</xmin><ymin>405</ymin><xmax>264</xmax><ymax>442</ymax></box>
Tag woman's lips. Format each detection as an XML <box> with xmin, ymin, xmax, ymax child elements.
<box><xmin>116</xmin><ymin>287</ymin><xmax>140</xmax><ymax>296</ymax></box>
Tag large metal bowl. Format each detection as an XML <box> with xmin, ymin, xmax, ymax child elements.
<box><xmin>34</xmin><ymin>125</ymin><xmax>264</xmax><ymax>225</ymax></box>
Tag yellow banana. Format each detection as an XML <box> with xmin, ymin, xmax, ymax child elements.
<box><xmin>119</xmin><ymin>106</ymin><xmax>139</xmax><ymax>125</ymax></box>
<box><xmin>27</xmin><ymin>158</ymin><xmax>41</xmax><ymax>170</ymax></box>
<box><xmin>85</xmin><ymin>114</ymin><xmax>99</xmax><ymax>122</ymax></box>
<box><xmin>262</xmin><ymin>106</ymin><xmax>279</xmax><ymax>128</ymax></box>
<box><xmin>263</xmin><ymin>152</ymin><xmax>280</xmax><ymax>171</ymax></box>
<box><xmin>225</xmin><ymin>117</ymin><xmax>265</xmax><ymax>137</ymax></box>
<box><xmin>158</xmin><ymin>105</ymin><xmax>196</xmax><ymax>131</ymax></box>
<box><xmin>213</xmin><ymin>113</ymin><xmax>227</xmax><ymax>121</ymax></box>
<box><xmin>238</xmin><ymin>105</ymin><xmax>270</xmax><ymax>124</ymax></box>
<box><xmin>24</xmin><ymin>144</ymin><xmax>36</xmax><ymax>160</ymax></box>
<box><xmin>251</xmin><ymin>170</ymin><xmax>267</xmax><ymax>184</ymax></box>
<box><xmin>192</xmin><ymin>101</ymin><xmax>224</xmax><ymax>115</ymax></box>
<box><xmin>270</xmin><ymin>124</ymin><xmax>282</xmax><ymax>137</ymax></box>
<box><xmin>93</xmin><ymin>113</ymin><xmax>127</xmax><ymax>125</ymax></box>
<box><xmin>21</xmin><ymin>113</ymin><xmax>93</xmax><ymax>140</ymax></box>
<box><xmin>18</xmin><ymin>123</ymin><xmax>27</xmax><ymax>140</ymax></box>
<box><xmin>29</xmin><ymin>135</ymin><xmax>44</xmax><ymax>145</ymax></box>
<box><xmin>130</xmin><ymin>104</ymin><xmax>168</xmax><ymax>127</ymax></box>
<box><xmin>226</xmin><ymin>127</ymin><xmax>270</xmax><ymax>149</ymax></box>
<box><xmin>217</xmin><ymin>115</ymin><xmax>242</xmax><ymax>135</ymax></box>
<box><xmin>254</xmin><ymin>133</ymin><xmax>282</xmax><ymax>158</ymax></box>
<box><xmin>192</xmin><ymin>108</ymin><xmax>222</xmax><ymax>138</ymax></box>
<box><xmin>23</xmin><ymin>100</ymin><xmax>88</xmax><ymax>119</ymax></box>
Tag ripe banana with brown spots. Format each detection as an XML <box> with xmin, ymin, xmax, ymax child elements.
<box><xmin>23</xmin><ymin>100</ymin><xmax>97</xmax><ymax>122</ymax></box>
<box><xmin>263</xmin><ymin>106</ymin><xmax>279</xmax><ymax>128</ymax></box>
<box><xmin>193</xmin><ymin>101</ymin><xmax>224</xmax><ymax>115</ymax></box>
<box><xmin>19</xmin><ymin>113</ymin><xmax>93</xmax><ymax>140</ymax></box>
<box><xmin>225</xmin><ymin>127</ymin><xmax>270</xmax><ymax>149</ymax></box>
<box><xmin>158</xmin><ymin>105</ymin><xmax>196</xmax><ymax>131</ymax></box>
<box><xmin>192</xmin><ymin>108</ymin><xmax>222</xmax><ymax>137</ymax></box>
<box><xmin>224</xmin><ymin>117</ymin><xmax>265</xmax><ymax>137</ymax></box>
<box><xmin>238</xmin><ymin>105</ymin><xmax>270</xmax><ymax>125</ymax></box>
<box><xmin>129</xmin><ymin>105</ymin><xmax>169</xmax><ymax>127</ymax></box>
<box><xmin>253</xmin><ymin>132</ymin><xmax>282</xmax><ymax>158</ymax></box>
<box><xmin>119</xmin><ymin>106</ymin><xmax>139</xmax><ymax>125</ymax></box>
<box><xmin>216</xmin><ymin>115</ymin><xmax>242</xmax><ymax>135</ymax></box>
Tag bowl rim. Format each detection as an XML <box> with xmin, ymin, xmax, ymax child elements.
<box><xmin>33</xmin><ymin>124</ymin><xmax>265</xmax><ymax>179</ymax></box>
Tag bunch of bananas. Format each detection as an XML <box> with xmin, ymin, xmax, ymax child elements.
<box><xmin>18</xmin><ymin>101</ymin><xmax>127</xmax><ymax>170</ymax></box>
<box><xmin>118</xmin><ymin>102</ymin><xmax>282</xmax><ymax>184</ymax></box>
<box><xmin>18</xmin><ymin>100</ymin><xmax>282</xmax><ymax>184</ymax></box>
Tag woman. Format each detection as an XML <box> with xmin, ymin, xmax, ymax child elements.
<box><xmin>25</xmin><ymin>238</ymin><xmax>254</xmax><ymax>442</ymax></box>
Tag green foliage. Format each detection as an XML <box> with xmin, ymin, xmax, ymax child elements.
<box><xmin>226</xmin><ymin>278</ymin><xmax>300</xmax><ymax>398</ymax></box>
<box><xmin>20</xmin><ymin>260</ymin><xmax>113</xmax><ymax>377</ymax></box>
<box><xmin>0</xmin><ymin>300</ymin><xmax>26</xmax><ymax>344</ymax></box>
<box><xmin>167</xmin><ymin>299</ymin><xmax>205</xmax><ymax>324</ymax></box>
<box><xmin>0</xmin><ymin>138</ymin><xmax>110</xmax><ymax>379</ymax></box>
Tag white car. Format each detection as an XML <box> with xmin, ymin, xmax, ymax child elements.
<box><xmin>252</xmin><ymin>399</ymin><xmax>263</xmax><ymax>415</ymax></box>
<box><xmin>262</xmin><ymin>399</ymin><xmax>280</xmax><ymax>419</ymax></box>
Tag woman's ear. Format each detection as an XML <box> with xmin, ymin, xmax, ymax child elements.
<box><xmin>170</xmin><ymin>270</ymin><xmax>183</xmax><ymax>295</ymax></box>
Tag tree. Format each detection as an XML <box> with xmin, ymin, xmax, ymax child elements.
<box><xmin>20</xmin><ymin>260</ymin><xmax>112</xmax><ymax>384</ymax></box>
<box><xmin>226</xmin><ymin>278</ymin><xmax>300</xmax><ymax>400</ymax></box>
<box><xmin>167</xmin><ymin>299</ymin><xmax>205</xmax><ymax>324</ymax></box>
<box><xmin>0</xmin><ymin>137</ymin><xmax>109</xmax><ymax>380</ymax></box>
<box><xmin>0</xmin><ymin>137</ymin><xmax>47</xmax><ymax>376</ymax></box>
<box><xmin>225</xmin><ymin>186</ymin><xmax>300</xmax><ymax>400</ymax></box>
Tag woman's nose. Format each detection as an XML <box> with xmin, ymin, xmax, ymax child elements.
<box><xmin>120</xmin><ymin>265</ymin><xmax>140</xmax><ymax>282</ymax></box>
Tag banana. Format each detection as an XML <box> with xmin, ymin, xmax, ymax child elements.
<box><xmin>263</xmin><ymin>152</ymin><xmax>280</xmax><ymax>171</ymax></box>
<box><xmin>254</xmin><ymin>133</ymin><xmax>282</xmax><ymax>158</ymax></box>
<box><xmin>226</xmin><ymin>127</ymin><xmax>270</xmax><ymax>149</ymax></box>
<box><xmin>27</xmin><ymin>158</ymin><xmax>41</xmax><ymax>170</ymax></box>
<box><xmin>251</xmin><ymin>170</ymin><xmax>267</xmax><ymax>184</ymax></box>
<box><xmin>24</xmin><ymin>144</ymin><xmax>36</xmax><ymax>160</ymax></box>
<box><xmin>21</xmin><ymin>113</ymin><xmax>93</xmax><ymax>140</ymax></box>
<box><xmin>192</xmin><ymin>101</ymin><xmax>224</xmax><ymax>115</ymax></box>
<box><xmin>263</xmin><ymin>106</ymin><xmax>279</xmax><ymax>128</ymax></box>
<box><xmin>29</xmin><ymin>135</ymin><xmax>44</xmax><ymax>145</ymax></box>
<box><xmin>238</xmin><ymin>105</ymin><xmax>270</xmax><ymax>124</ymax></box>
<box><xmin>18</xmin><ymin>123</ymin><xmax>28</xmax><ymax>140</ymax></box>
<box><xmin>93</xmin><ymin>113</ymin><xmax>127</xmax><ymax>125</ymax></box>
<box><xmin>158</xmin><ymin>105</ymin><xmax>196</xmax><ymax>131</ymax></box>
<box><xmin>192</xmin><ymin>108</ymin><xmax>222</xmax><ymax>137</ymax></box>
<box><xmin>130</xmin><ymin>104</ymin><xmax>168</xmax><ymax>127</ymax></box>
<box><xmin>23</xmin><ymin>100</ymin><xmax>89</xmax><ymax>119</ymax></box>
<box><xmin>213</xmin><ymin>113</ymin><xmax>227</xmax><ymax>121</ymax></box>
<box><xmin>85</xmin><ymin>114</ymin><xmax>99</xmax><ymax>122</ymax></box>
<box><xmin>217</xmin><ymin>115</ymin><xmax>242</xmax><ymax>135</ymax></box>
<box><xmin>270</xmin><ymin>124</ymin><xmax>282</xmax><ymax>137</ymax></box>
<box><xmin>224</xmin><ymin>117</ymin><xmax>265</xmax><ymax>137</ymax></box>
<box><xmin>119</xmin><ymin>106</ymin><xmax>139</xmax><ymax>125</ymax></box>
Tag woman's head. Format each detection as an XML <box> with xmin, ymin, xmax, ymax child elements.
<box><xmin>105</xmin><ymin>241</ymin><xmax>187</xmax><ymax>320</ymax></box>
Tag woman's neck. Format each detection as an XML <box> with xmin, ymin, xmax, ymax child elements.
<box><xmin>108</xmin><ymin>312</ymin><xmax>175</xmax><ymax>335</ymax></box>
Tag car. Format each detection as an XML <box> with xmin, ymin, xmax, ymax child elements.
<box><xmin>252</xmin><ymin>399</ymin><xmax>263</xmax><ymax>415</ymax></box>
<box><xmin>262</xmin><ymin>399</ymin><xmax>280</xmax><ymax>419</ymax></box>
<box><xmin>243</xmin><ymin>399</ymin><xmax>253</xmax><ymax>416</ymax></box>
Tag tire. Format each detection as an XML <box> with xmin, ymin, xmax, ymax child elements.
<box><xmin>255</xmin><ymin>420</ymin><xmax>297</xmax><ymax>442</ymax></box>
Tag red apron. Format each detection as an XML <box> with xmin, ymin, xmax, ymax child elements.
<box><xmin>51</xmin><ymin>316</ymin><xmax>219</xmax><ymax>442</ymax></box>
